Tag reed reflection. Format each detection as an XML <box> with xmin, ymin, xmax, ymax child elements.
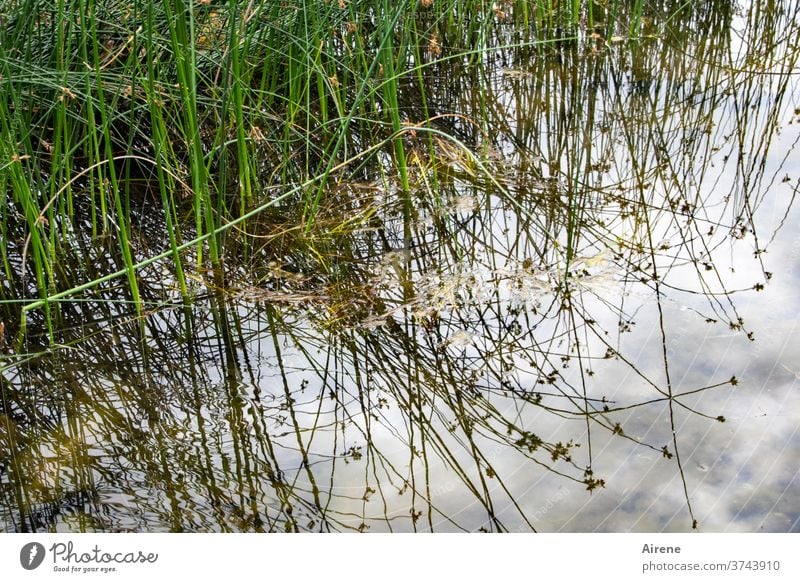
<box><xmin>1</xmin><ymin>0</ymin><xmax>798</xmax><ymax>532</ymax></box>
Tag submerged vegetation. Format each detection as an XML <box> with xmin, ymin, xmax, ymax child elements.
<box><xmin>1</xmin><ymin>1</ymin><xmax>799</xmax><ymax>531</ymax></box>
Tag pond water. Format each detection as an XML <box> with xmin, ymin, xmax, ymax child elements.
<box><xmin>1</xmin><ymin>0</ymin><xmax>799</xmax><ymax>532</ymax></box>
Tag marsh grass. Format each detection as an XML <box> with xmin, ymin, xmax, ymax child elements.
<box><xmin>0</xmin><ymin>0</ymin><xmax>672</xmax><ymax>339</ymax></box>
<box><xmin>2</xmin><ymin>0</ymin><xmax>798</xmax><ymax>532</ymax></box>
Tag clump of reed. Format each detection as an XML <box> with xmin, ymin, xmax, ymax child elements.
<box><xmin>0</xmin><ymin>0</ymin><xmax>658</xmax><ymax>344</ymax></box>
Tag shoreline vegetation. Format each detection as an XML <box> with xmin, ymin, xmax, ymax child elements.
<box><xmin>0</xmin><ymin>0</ymin><xmax>662</xmax><ymax>342</ymax></box>
<box><xmin>1</xmin><ymin>1</ymin><xmax>798</xmax><ymax>532</ymax></box>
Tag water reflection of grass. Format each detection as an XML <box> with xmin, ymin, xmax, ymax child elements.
<box><xmin>1</xmin><ymin>0</ymin><xmax>799</xmax><ymax>531</ymax></box>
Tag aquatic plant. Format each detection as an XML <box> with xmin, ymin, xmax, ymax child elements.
<box><xmin>0</xmin><ymin>1</ymin><xmax>688</xmax><ymax>332</ymax></box>
<box><xmin>1</xmin><ymin>0</ymin><xmax>798</xmax><ymax>532</ymax></box>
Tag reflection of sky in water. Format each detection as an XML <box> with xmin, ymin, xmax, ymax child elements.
<box><xmin>2</xmin><ymin>3</ymin><xmax>800</xmax><ymax>533</ymax></box>
<box><xmin>511</xmin><ymin>268</ymin><xmax>800</xmax><ymax>532</ymax></box>
<box><xmin>230</xmin><ymin>103</ymin><xmax>800</xmax><ymax>532</ymax></box>
<box><xmin>565</xmin><ymin>134</ymin><xmax>793</xmax><ymax>532</ymax></box>
<box><xmin>314</xmin><ymin>53</ymin><xmax>800</xmax><ymax>531</ymax></box>
<box><xmin>528</xmin><ymin>100</ymin><xmax>800</xmax><ymax>532</ymax></box>
<box><xmin>370</xmin><ymin>37</ymin><xmax>799</xmax><ymax>533</ymax></box>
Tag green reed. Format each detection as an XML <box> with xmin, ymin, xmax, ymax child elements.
<box><xmin>2</xmin><ymin>0</ymin><xmax>797</xmax><ymax>533</ymax></box>
<box><xmin>0</xmin><ymin>0</ymin><xmax>658</xmax><ymax>342</ymax></box>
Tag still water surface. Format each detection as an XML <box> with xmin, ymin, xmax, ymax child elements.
<box><xmin>1</xmin><ymin>0</ymin><xmax>799</xmax><ymax>531</ymax></box>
